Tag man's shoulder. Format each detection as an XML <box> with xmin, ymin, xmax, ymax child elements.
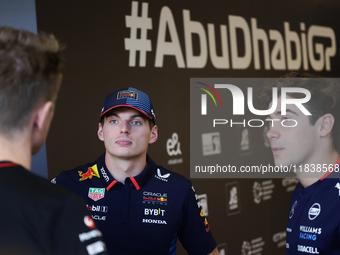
<box><xmin>56</xmin><ymin>159</ymin><xmax>99</xmax><ymax>180</ymax></box>
<box><xmin>0</xmin><ymin>165</ymin><xmax>81</xmax><ymax>205</ymax></box>
<box><xmin>321</xmin><ymin>176</ymin><xmax>340</xmax><ymax>197</ymax></box>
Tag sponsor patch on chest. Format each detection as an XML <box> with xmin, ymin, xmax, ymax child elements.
<box><xmin>88</xmin><ymin>188</ymin><xmax>105</xmax><ymax>201</ymax></box>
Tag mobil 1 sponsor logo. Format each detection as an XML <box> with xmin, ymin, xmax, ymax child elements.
<box><xmin>87</xmin><ymin>204</ymin><xmax>109</xmax><ymax>213</ymax></box>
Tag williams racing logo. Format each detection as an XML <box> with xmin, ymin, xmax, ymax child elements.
<box><xmin>142</xmin><ymin>191</ymin><xmax>168</xmax><ymax>205</ymax></box>
<box><xmin>78</xmin><ymin>165</ymin><xmax>100</xmax><ymax>181</ymax></box>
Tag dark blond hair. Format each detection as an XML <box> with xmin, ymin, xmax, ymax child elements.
<box><xmin>0</xmin><ymin>27</ymin><xmax>63</xmax><ymax>135</ymax></box>
<box><xmin>258</xmin><ymin>72</ymin><xmax>340</xmax><ymax>151</ymax></box>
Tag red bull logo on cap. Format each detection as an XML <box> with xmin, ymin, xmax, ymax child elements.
<box><xmin>78</xmin><ymin>165</ymin><xmax>100</xmax><ymax>181</ymax></box>
<box><xmin>117</xmin><ymin>90</ymin><xmax>138</xmax><ymax>100</ymax></box>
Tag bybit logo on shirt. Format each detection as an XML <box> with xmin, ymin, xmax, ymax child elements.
<box><xmin>144</xmin><ymin>208</ymin><xmax>165</xmax><ymax>217</ymax></box>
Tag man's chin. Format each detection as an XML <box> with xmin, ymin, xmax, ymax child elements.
<box><xmin>273</xmin><ymin>158</ymin><xmax>289</xmax><ymax>167</ymax></box>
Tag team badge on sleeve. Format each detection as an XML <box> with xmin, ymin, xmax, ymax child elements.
<box><xmin>78</xmin><ymin>165</ymin><xmax>100</xmax><ymax>181</ymax></box>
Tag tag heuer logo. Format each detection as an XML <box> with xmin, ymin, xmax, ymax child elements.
<box><xmin>88</xmin><ymin>188</ymin><xmax>105</xmax><ymax>201</ymax></box>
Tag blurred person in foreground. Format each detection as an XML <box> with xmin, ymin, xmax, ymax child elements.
<box><xmin>258</xmin><ymin>74</ymin><xmax>340</xmax><ymax>254</ymax></box>
<box><xmin>0</xmin><ymin>27</ymin><xmax>107</xmax><ymax>255</ymax></box>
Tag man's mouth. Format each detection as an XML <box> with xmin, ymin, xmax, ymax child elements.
<box><xmin>116</xmin><ymin>139</ymin><xmax>132</xmax><ymax>146</ymax></box>
<box><xmin>271</xmin><ymin>147</ymin><xmax>284</xmax><ymax>156</ymax></box>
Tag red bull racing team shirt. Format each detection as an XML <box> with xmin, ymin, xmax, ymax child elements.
<box><xmin>53</xmin><ymin>154</ymin><xmax>217</xmax><ymax>255</ymax></box>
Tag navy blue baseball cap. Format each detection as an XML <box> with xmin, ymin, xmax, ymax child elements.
<box><xmin>100</xmin><ymin>87</ymin><xmax>156</xmax><ymax>124</ymax></box>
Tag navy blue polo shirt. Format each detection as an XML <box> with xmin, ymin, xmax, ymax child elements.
<box><xmin>286</xmin><ymin>161</ymin><xmax>340</xmax><ymax>254</ymax></box>
<box><xmin>53</xmin><ymin>154</ymin><xmax>217</xmax><ymax>255</ymax></box>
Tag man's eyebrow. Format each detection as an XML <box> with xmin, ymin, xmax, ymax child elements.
<box><xmin>106</xmin><ymin>113</ymin><xmax>119</xmax><ymax>118</ymax></box>
<box><xmin>266</xmin><ymin>109</ymin><xmax>299</xmax><ymax>118</ymax></box>
<box><xmin>106</xmin><ymin>113</ymin><xmax>144</xmax><ymax>119</ymax></box>
<box><xmin>130</xmin><ymin>114</ymin><xmax>145</xmax><ymax>119</ymax></box>
<box><xmin>279</xmin><ymin>109</ymin><xmax>299</xmax><ymax>115</ymax></box>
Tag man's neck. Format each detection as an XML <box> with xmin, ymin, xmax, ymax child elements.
<box><xmin>297</xmin><ymin>150</ymin><xmax>339</xmax><ymax>188</ymax></box>
<box><xmin>105</xmin><ymin>152</ymin><xmax>147</xmax><ymax>184</ymax></box>
<box><xmin>0</xmin><ymin>134</ymin><xmax>31</xmax><ymax>170</ymax></box>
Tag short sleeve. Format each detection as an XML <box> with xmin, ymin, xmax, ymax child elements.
<box><xmin>177</xmin><ymin>184</ymin><xmax>217</xmax><ymax>255</ymax></box>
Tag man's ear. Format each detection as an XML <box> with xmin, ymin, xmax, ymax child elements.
<box><xmin>33</xmin><ymin>101</ymin><xmax>53</xmax><ymax>132</ymax></box>
<box><xmin>319</xmin><ymin>113</ymin><xmax>335</xmax><ymax>138</ymax></box>
<box><xmin>149</xmin><ymin>125</ymin><xmax>158</xmax><ymax>145</ymax></box>
<box><xmin>98</xmin><ymin>123</ymin><xmax>104</xmax><ymax>141</ymax></box>
<box><xmin>31</xmin><ymin>101</ymin><xmax>53</xmax><ymax>155</ymax></box>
